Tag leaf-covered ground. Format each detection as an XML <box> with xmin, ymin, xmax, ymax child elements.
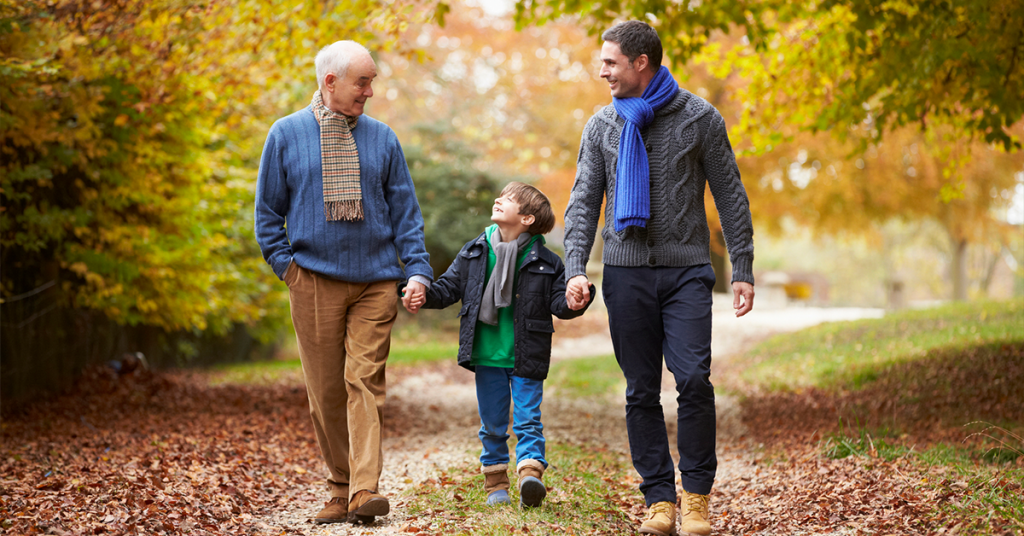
<box><xmin>0</xmin><ymin>365</ymin><xmax>433</xmax><ymax>535</ymax></box>
<box><xmin>723</xmin><ymin>341</ymin><xmax>1024</xmax><ymax>535</ymax></box>
<box><xmin>2</xmin><ymin>341</ymin><xmax>1021</xmax><ymax>535</ymax></box>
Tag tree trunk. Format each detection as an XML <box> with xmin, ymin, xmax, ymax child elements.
<box><xmin>951</xmin><ymin>237</ymin><xmax>968</xmax><ymax>301</ymax></box>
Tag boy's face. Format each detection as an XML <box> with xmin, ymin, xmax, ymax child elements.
<box><xmin>491</xmin><ymin>193</ymin><xmax>531</xmax><ymax>228</ymax></box>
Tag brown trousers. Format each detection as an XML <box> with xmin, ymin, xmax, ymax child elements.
<box><xmin>285</xmin><ymin>263</ymin><xmax>397</xmax><ymax>500</ymax></box>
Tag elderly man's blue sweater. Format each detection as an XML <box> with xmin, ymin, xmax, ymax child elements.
<box><xmin>255</xmin><ymin>106</ymin><xmax>432</xmax><ymax>283</ymax></box>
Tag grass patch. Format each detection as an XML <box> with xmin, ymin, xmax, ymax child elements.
<box><xmin>820</xmin><ymin>421</ymin><xmax>911</xmax><ymax>461</ymax></box>
<box><xmin>742</xmin><ymin>299</ymin><xmax>1023</xmax><ymax>391</ymax></box>
<box><xmin>546</xmin><ymin>355</ymin><xmax>623</xmax><ymax>398</ymax></box>
<box><xmin>401</xmin><ymin>442</ymin><xmax>640</xmax><ymax>535</ymax></box>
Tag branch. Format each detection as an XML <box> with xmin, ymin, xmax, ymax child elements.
<box><xmin>1</xmin><ymin>280</ymin><xmax>57</xmax><ymax>304</ymax></box>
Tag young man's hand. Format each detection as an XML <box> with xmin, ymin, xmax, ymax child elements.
<box><xmin>732</xmin><ymin>281</ymin><xmax>754</xmax><ymax>317</ymax></box>
<box><xmin>402</xmin><ymin>281</ymin><xmax>427</xmax><ymax>314</ymax></box>
<box><xmin>566</xmin><ymin>275</ymin><xmax>590</xmax><ymax>311</ymax></box>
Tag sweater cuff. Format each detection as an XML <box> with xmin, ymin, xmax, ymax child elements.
<box><xmin>272</xmin><ymin>255</ymin><xmax>293</xmax><ymax>281</ymax></box>
<box><xmin>565</xmin><ymin>255</ymin><xmax>589</xmax><ymax>280</ymax></box>
<box><xmin>730</xmin><ymin>255</ymin><xmax>754</xmax><ymax>285</ymax></box>
<box><xmin>408</xmin><ymin>274</ymin><xmax>432</xmax><ymax>289</ymax></box>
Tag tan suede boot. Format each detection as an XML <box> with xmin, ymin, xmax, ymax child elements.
<box><xmin>482</xmin><ymin>464</ymin><xmax>511</xmax><ymax>505</ymax></box>
<box><xmin>678</xmin><ymin>490</ymin><xmax>711</xmax><ymax>536</ymax></box>
<box><xmin>347</xmin><ymin>490</ymin><xmax>389</xmax><ymax>524</ymax></box>
<box><xmin>640</xmin><ymin>501</ymin><xmax>677</xmax><ymax>536</ymax></box>
<box><xmin>314</xmin><ymin>496</ymin><xmax>348</xmax><ymax>524</ymax></box>
<box><xmin>516</xmin><ymin>459</ymin><xmax>546</xmax><ymax>508</ymax></box>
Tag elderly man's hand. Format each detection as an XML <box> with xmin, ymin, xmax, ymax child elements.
<box><xmin>566</xmin><ymin>275</ymin><xmax>591</xmax><ymax>311</ymax></box>
<box><xmin>402</xmin><ymin>281</ymin><xmax>427</xmax><ymax>314</ymax></box>
<box><xmin>733</xmin><ymin>282</ymin><xmax>754</xmax><ymax>317</ymax></box>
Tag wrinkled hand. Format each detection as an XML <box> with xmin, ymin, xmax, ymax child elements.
<box><xmin>402</xmin><ymin>281</ymin><xmax>426</xmax><ymax>314</ymax></box>
<box><xmin>566</xmin><ymin>275</ymin><xmax>591</xmax><ymax>311</ymax></box>
<box><xmin>733</xmin><ymin>281</ymin><xmax>754</xmax><ymax>317</ymax></box>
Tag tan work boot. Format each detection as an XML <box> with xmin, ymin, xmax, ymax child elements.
<box><xmin>640</xmin><ymin>501</ymin><xmax>677</xmax><ymax>536</ymax></box>
<box><xmin>347</xmin><ymin>490</ymin><xmax>390</xmax><ymax>524</ymax></box>
<box><xmin>516</xmin><ymin>459</ymin><xmax>546</xmax><ymax>508</ymax></box>
<box><xmin>483</xmin><ymin>464</ymin><xmax>511</xmax><ymax>505</ymax></box>
<box><xmin>678</xmin><ymin>489</ymin><xmax>711</xmax><ymax>535</ymax></box>
<box><xmin>314</xmin><ymin>496</ymin><xmax>348</xmax><ymax>524</ymax></box>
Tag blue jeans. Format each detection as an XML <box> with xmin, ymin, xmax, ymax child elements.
<box><xmin>474</xmin><ymin>365</ymin><xmax>547</xmax><ymax>468</ymax></box>
<box><xmin>603</xmin><ymin>264</ymin><xmax>717</xmax><ymax>504</ymax></box>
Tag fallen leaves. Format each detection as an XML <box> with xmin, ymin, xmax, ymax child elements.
<box><xmin>720</xmin><ymin>341</ymin><xmax>1024</xmax><ymax>535</ymax></box>
<box><xmin>0</xmin><ymin>368</ymin><xmax>323</xmax><ymax>535</ymax></box>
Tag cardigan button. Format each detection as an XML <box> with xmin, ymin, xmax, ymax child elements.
<box><xmin>648</xmin><ymin>256</ymin><xmax>656</xmax><ymax>265</ymax></box>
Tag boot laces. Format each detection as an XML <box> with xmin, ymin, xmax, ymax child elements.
<box><xmin>685</xmin><ymin>493</ymin><xmax>709</xmax><ymax>518</ymax></box>
<box><xmin>647</xmin><ymin>501</ymin><xmax>673</xmax><ymax>520</ymax></box>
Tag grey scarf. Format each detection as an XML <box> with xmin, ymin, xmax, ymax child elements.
<box><xmin>478</xmin><ymin>229</ymin><xmax>532</xmax><ymax>326</ymax></box>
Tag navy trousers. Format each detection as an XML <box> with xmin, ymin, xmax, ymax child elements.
<box><xmin>603</xmin><ymin>264</ymin><xmax>717</xmax><ymax>504</ymax></box>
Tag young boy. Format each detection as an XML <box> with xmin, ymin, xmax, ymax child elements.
<box><xmin>409</xmin><ymin>182</ymin><xmax>593</xmax><ymax>507</ymax></box>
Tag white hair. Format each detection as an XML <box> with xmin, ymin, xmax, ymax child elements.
<box><xmin>315</xmin><ymin>41</ymin><xmax>371</xmax><ymax>89</ymax></box>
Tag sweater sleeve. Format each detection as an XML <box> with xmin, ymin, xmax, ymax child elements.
<box><xmin>383</xmin><ymin>131</ymin><xmax>434</xmax><ymax>282</ymax></box>
<box><xmin>702</xmin><ymin>111</ymin><xmax>754</xmax><ymax>285</ymax></box>
<box><xmin>563</xmin><ymin>116</ymin><xmax>608</xmax><ymax>280</ymax></box>
<box><xmin>254</xmin><ymin>125</ymin><xmax>293</xmax><ymax>280</ymax></box>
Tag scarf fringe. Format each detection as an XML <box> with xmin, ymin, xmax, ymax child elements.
<box><xmin>325</xmin><ymin>200</ymin><xmax>364</xmax><ymax>222</ymax></box>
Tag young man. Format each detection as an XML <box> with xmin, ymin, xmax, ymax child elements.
<box><xmin>409</xmin><ymin>182</ymin><xmax>593</xmax><ymax>508</ymax></box>
<box><xmin>563</xmin><ymin>20</ymin><xmax>756</xmax><ymax>536</ymax></box>
<box><xmin>254</xmin><ymin>40</ymin><xmax>432</xmax><ymax>525</ymax></box>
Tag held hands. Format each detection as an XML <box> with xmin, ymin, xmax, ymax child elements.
<box><xmin>402</xmin><ymin>281</ymin><xmax>427</xmax><ymax>314</ymax></box>
<box><xmin>565</xmin><ymin>275</ymin><xmax>591</xmax><ymax>311</ymax></box>
<box><xmin>733</xmin><ymin>281</ymin><xmax>754</xmax><ymax>317</ymax></box>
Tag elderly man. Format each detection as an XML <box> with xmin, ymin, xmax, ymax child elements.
<box><xmin>254</xmin><ymin>40</ymin><xmax>432</xmax><ymax>525</ymax></box>
<box><xmin>564</xmin><ymin>21</ymin><xmax>755</xmax><ymax>536</ymax></box>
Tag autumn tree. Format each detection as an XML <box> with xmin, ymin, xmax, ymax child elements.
<box><xmin>0</xmin><ymin>0</ymin><xmax>444</xmax><ymax>399</ymax></box>
<box><xmin>368</xmin><ymin>4</ymin><xmax>611</xmax><ymax>204</ymax></box>
<box><xmin>515</xmin><ymin>0</ymin><xmax>1023</xmax><ymax>157</ymax></box>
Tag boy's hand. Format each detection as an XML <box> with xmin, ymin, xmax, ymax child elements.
<box><xmin>566</xmin><ymin>275</ymin><xmax>590</xmax><ymax>311</ymax></box>
<box><xmin>402</xmin><ymin>281</ymin><xmax>427</xmax><ymax>314</ymax></box>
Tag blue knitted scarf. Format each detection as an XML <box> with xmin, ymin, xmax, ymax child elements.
<box><xmin>612</xmin><ymin>66</ymin><xmax>679</xmax><ymax>232</ymax></box>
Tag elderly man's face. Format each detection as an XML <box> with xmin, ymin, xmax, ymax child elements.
<box><xmin>600</xmin><ymin>41</ymin><xmax>644</xmax><ymax>99</ymax></box>
<box><xmin>326</xmin><ymin>53</ymin><xmax>376</xmax><ymax>117</ymax></box>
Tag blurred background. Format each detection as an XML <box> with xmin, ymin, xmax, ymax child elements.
<box><xmin>2</xmin><ymin>0</ymin><xmax>1022</xmax><ymax>402</ymax></box>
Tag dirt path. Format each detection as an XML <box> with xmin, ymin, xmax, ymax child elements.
<box><xmin>262</xmin><ymin>298</ymin><xmax>883</xmax><ymax>534</ymax></box>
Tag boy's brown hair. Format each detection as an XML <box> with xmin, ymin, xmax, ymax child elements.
<box><xmin>501</xmin><ymin>181</ymin><xmax>555</xmax><ymax>236</ymax></box>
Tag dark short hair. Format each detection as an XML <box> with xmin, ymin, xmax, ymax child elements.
<box><xmin>602</xmin><ymin>20</ymin><xmax>663</xmax><ymax>69</ymax></box>
<box><xmin>501</xmin><ymin>182</ymin><xmax>555</xmax><ymax>236</ymax></box>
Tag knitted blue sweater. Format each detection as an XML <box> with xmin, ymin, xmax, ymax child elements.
<box><xmin>254</xmin><ymin>106</ymin><xmax>432</xmax><ymax>283</ymax></box>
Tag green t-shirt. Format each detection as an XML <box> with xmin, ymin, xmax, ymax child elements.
<box><xmin>470</xmin><ymin>225</ymin><xmax>542</xmax><ymax>368</ymax></box>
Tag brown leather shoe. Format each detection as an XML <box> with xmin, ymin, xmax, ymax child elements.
<box><xmin>348</xmin><ymin>490</ymin><xmax>390</xmax><ymax>524</ymax></box>
<box><xmin>314</xmin><ymin>496</ymin><xmax>348</xmax><ymax>524</ymax></box>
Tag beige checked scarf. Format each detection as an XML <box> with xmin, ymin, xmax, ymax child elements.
<box><xmin>311</xmin><ymin>90</ymin><xmax>363</xmax><ymax>222</ymax></box>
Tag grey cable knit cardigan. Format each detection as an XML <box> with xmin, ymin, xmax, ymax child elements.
<box><xmin>563</xmin><ymin>89</ymin><xmax>755</xmax><ymax>284</ymax></box>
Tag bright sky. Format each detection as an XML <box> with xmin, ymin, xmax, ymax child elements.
<box><xmin>473</xmin><ymin>0</ymin><xmax>513</xmax><ymax>16</ymax></box>
<box><xmin>1008</xmin><ymin>173</ymin><xmax>1024</xmax><ymax>225</ymax></box>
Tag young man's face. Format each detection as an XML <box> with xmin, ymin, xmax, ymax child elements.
<box><xmin>600</xmin><ymin>41</ymin><xmax>644</xmax><ymax>98</ymax></box>
<box><xmin>326</xmin><ymin>53</ymin><xmax>377</xmax><ymax>117</ymax></box>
